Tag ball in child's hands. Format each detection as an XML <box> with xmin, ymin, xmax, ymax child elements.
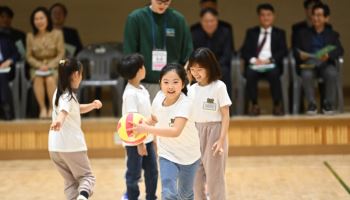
<box><xmin>117</xmin><ymin>113</ymin><xmax>148</xmax><ymax>145</ymax></box>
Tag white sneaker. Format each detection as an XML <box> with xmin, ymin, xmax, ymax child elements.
<box><xmin>77</xmin><ymin>194</ymin><xmax>88</xmax><ymax>200</ymax></box>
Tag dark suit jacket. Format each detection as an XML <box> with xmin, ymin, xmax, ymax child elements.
<box><xmin>291</xmin><ymin>20</ymin><xmax>333</xmax><ymax>48</ymax></box>
<box><xmin>191</xmin><ymin>23</ymin><xmax>233</xmax><ymax>69</ymax></box>
<box><xmin>293</xmin><ymin>26</ymin><xmax>343</xmax><ymax>71</ymax></box>
<box><xmin>62</xmin><ymin>26</ymin><xmax>83</xmax><ymax>56</ymax></box>
<box><xmin>191</xmin><ymin>20</ymin><xmax>234</xmax><ymax>51</ymax></box>
<box><xmin>240</xmin><ymin>26</ymin><xmax>287</xmax><ymax>72</ymax></box>
<box><xmin>0</xmin><ymin>32</ymin><xmax>19</xmax><ymax>80</ymax></box>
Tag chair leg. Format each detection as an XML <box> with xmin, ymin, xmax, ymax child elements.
<box><xmin>337</xmin><ymin>80</ymin><xmax>344</xmax><ymax>113</ymax></box>
<box><xmin>112</xmin><ymin>85</ymin><xmax>122</xmax><ymax>117</ymax></box>
<box><xmin>293</xmin><ymin>80</ymin><xmax>301</xmax><ymax>115</ymax></box>
<box><xmin>281</xmin><ymin>78</ymin><xmax>289</xmax><ymax>115</ymax></box>
<box><xmin>236</xmin><ymin>80</ymin><xmax>246</xmax><ymax>115</ymax></box>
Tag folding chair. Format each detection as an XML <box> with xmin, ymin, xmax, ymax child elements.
<box><xmin>290</xmin><ymin>55</ymin><xmax>344</xmax><ymax>114</ymax></box>
<box><xmin>77</xmin><ymin>43</ymin><xmax>124</xmax><ymax>116</ymax></box>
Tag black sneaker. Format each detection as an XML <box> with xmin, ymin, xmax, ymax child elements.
<box><xmin>322</xmin><ymin>102</ymin><xmax>335</xmax><ymax>115</ymax></box>
<box><xmin>306</xmin><ymin>103</ymin><xmax>317</xmax><ymax>115</ymax></box>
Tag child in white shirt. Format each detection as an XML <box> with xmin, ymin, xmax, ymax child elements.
<box><xmin>132</xmin><ymin>63</ymin><xmax>201</xmax><ymax>200</ymax></box>
<box><xmin>49</xmin><ymin>58</ymin><xmax>103</xmax><ymax>200</ymax></box>
<box><xmin>188</xmin><ymin>47</ymin><xmax>232</xmax><ymax>200</ymax></box>
<box><xmin>117</xmin><ymin>53</ymin><xmax>158</xmax><ymax>200</ymax></box>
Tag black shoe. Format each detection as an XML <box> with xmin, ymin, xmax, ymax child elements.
<box><xmin>249</xmin><ymin>104</ymin><xmax>260</xmax><ymax>116</ymax></box>
<box><xmin>273</xmin><ymin>104</ymin><xmax>284</xmax><ymax>116</ymax></box>
<box><xmin>1</xmin><ymin>104</ymin><xmax>14</xmax><ymax>120</ymax></box>
<box><xmin>306</xmin><ymin>103</ymin><xmax>317</xmax><ymax>115</ymax></box>
<box><xmin>322</xmin><ymin>102</ymin><xmax>335</xmax><ymax>115</ymax></box>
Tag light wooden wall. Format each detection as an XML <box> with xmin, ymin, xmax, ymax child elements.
<box><xmin>1</xmin><ymin>116</ymin><xmax>350</xmax><ymax>159</ymax></box>
<box><xmin>2</xmin><ymin>0</ymin><xmax>350</xmax><ymax>86</ymax></box>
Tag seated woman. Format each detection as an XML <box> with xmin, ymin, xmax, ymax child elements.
<box><xmin>26</xmin><ymin>6</ymin><xmax>64</xmax><ymax>118</ymax></box>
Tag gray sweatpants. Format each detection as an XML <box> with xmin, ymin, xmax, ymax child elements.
<box><xmin>49</xmin><ymin>151</ymin><xmax>95</xmax><ymax>200</ymax></box>
<box><xmin>194</xmin><ymin>122</ymin><xmax>228</xmax><ymax>200</ymax></box>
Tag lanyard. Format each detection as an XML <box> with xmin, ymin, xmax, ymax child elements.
<box><xmin>148</xmin><ymin>7</ymin><xmax>167</xmax><ymax>50</ymax></box>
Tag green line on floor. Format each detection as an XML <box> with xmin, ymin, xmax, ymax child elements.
<box><xmin>324</xmin><ymin>161</ymin><xmax>350</xmax><ymax>194</ymax></box>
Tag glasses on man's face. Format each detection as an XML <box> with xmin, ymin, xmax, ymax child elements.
<box><xmin>155</xmin><ymin>0</ymin><xmax>170</xmax><ymax>6</ymax></box>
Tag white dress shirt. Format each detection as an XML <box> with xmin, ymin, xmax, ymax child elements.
<box><xmin>250</xmin><ymin>27</ymin><xmax>273</xmax><ymax>64</ymax></box>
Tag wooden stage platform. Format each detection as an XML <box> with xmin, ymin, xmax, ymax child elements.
<box><xmin>1</xmin><ymin>114</ymin><xmax>350</xmax><ymax>160</ymax></box>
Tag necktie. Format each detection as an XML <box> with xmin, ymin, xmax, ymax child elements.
<box><xmin>256</xmin><ymin>31</ymin><xmax>268</xmax><ymax>56</ymax></box>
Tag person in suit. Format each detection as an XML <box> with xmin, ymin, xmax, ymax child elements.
<box><xmin>291</xmin><ymin>0</ymin><xmax>331</xmax><ymax>113</ymax></box>
<box><xmin>0</xmin><ymin>32</ymin><xmax>19</xmax><ymax>120</ymax></box>
<box><xmin>50</xmin><ymin>3</ymin><xmax>83</xmax><ymax>56</ymax></box>
<box><xmin>293</xmin><ymin>3</ymin><xmax>343</xmax><ymax>115</ymax></box>
<box><xmin>0</xmin><ymin>6</ymin><xmax>26</xmax><ymax>57</ymax></box>
<box><xmin>191</xmin><ymin>0</ymin><xmax>234</xmax><ymax>51</ymax></box>
<box><xmin>191</xmin><ymin>8</ymin><xmax>233</xmax><ymax>99</ymax></box>
<box><xmin>291</xmin><ymin>0</ymin><xmax>322</xmax><ymax>48</ymax></box>
<box><xmin>240</xmin><ymin>3</ymin><xmax>287</xmax><ymax>116</ymax></box>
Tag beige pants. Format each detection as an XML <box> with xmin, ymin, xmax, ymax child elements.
<box><xmin>50</xmin><ymin>151</ymin><xmax>95</xmax><ymax>200</ymax></box>
<box><xmin>194</xmin><ymin>122</ymin><xmax>228</xmax><ymax>200</ymax></box>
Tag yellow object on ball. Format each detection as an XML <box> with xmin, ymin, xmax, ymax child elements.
<box><xmin>117</xmin><ymin>113</ymin><xmax>148</xmax><ymax>145</ymax></box>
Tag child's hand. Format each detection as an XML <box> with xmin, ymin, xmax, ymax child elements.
<box><xmin>320</xmin><ymin>53</ymin><xmax>329</xmax><ymax>62</ymax></box>
<box><xmin>50</xmin><ymin>120</ymin><xmax>62</xmax><ymax>131</ymax></box>
<box><xmin>128</xmin><ymin>121</ymin><xmax>149</xmax><ymax>136</ymax></box>
<box><xmin>212</xmin><ymin>138</ymin><xmax>225</xmax><ymax>156</ymax></box>
<box><xmin>92</xmin><ymin>100</ymin><xmax>102</xmax><ymax>109</ymax></box>
<box><xmin>137</xmin><ymin>143</ymin><xmax>148</xmax><ymax>156</ymax></box>
<box><xmin>146</xmin><ymin>114</ymin><xmax>158</xmax><ymax>126</ymax></box>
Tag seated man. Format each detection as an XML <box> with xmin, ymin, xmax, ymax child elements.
<box><xmin>0</xmin><ymin>6</ymin><xmax>26</xmax><ymax>57</ymax></box>
<box><xmin>240</xmin><ymin>3</ymin><xmax>287</xmax><ymax>116</ymax></box>
<box><xmin>191</xmin><ymin>0</ymin><xmax>234</xmax><ymax>50</ymax></box>
<box><xmin>0</xmin><ymin>32</ymin><xmax>19</xmax><ymax>120</ymax></box>
<box><xmin>294</xmin><ymin>3</ymin><xmax>343</xmax><ymax>115</ymax></box>
<box><xmin>291</xmin><ymin>0</ymin><xmax>323</xmax><ymax>48</ymax></box>
<box><xmin>191</xmin><ymin>8</ymin><xmax>233</xmax><ymax>98</ymax></box>
<box><xmin>50</xmin><ymin>3</ymin><xmax>83</xmax><ymax>56</ymax></box>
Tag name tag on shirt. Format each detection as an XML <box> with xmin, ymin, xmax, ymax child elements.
<box><xmin>152</xmin><ymin>50</ymin><xmax>167</xmax><ymax>71</ymax></box>
<box><xmin>202</xmin><ymin>98</ymin><xmax>217</xmax><ymax>111</ymax></box>
<box><xmin>169</xmin><ymin>118</ymin><xmax>175</xmax><ymax>127</ymax></box>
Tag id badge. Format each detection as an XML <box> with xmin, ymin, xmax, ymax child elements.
<box><xmin>202</xmin><ymin>98</ymin><xmax>217</xmax><ymax>111</ymax></box>
<box><xmin>152</xmin><ymin>50</ymin><xmax>167</xmax><ymax>71</ymax></box>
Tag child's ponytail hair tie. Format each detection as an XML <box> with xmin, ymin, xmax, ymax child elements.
<box><xmin>59</xmin><ymin>59</ymin><xmax>66</xmax><ymax>66</ymax></box>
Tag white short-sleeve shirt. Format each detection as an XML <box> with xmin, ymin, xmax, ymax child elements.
<box><xmin>152</xmin><ymin>91</ymin><xmax>201</xmax><ymax>165</ymax></box>
<box><xmin>48</xmin><ymin>90</ymin><xmax>87</xmax><ymax>152</ymax></box>
<box><xmin>188</xmin><ymin>80</ymin><xmax>232</xmax><ymax>122</ymax></box>
<box><xmin>122</xmin><ymin>83</ymin><xmax>154</xmax><ymax>146</ymax></box>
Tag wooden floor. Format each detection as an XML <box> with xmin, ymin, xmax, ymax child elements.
<box><xmin>0</xmin><ymin>155</ymin><xmax>349</xmax><ymax>200</ymax></box>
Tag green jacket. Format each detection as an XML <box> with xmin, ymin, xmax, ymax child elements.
<box><xmin>123</xmin><ymin>6</ymin><xmax>193</xmax><ymax>83</ymax></box>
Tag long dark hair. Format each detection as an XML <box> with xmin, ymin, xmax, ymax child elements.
<box><xmin>159</xmin><ymin>63</ymin><xmax>188</xmax><ymax>95</ymax></box>
<box><xmin>55</xmin><ymin>58</ymin><xmax>83</xmax><ymax>106</ymax></box>
<box><xmin>30</xmin><ymin>6</ymin><xmax>53</xmax><ymax>35</ymax></box>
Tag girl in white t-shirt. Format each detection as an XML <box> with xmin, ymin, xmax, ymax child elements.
<box><xmin>187</xmin><ymin>47</ymin><xmax>232</xmax><ymax>200</ymax></box>
<box><xmin>49</xmin><ymin>58</ymin><xmax>102</xmax><ymax>200</ymax></box>
<box><xmin>132</xmin><ymin>63</ymin><xmax>201</xmax><ymax>200</ymax></box>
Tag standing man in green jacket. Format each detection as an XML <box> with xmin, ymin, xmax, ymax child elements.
<box><xmin>123</xmin><ymin>0</ymin><xmax>193</xmax><ymax>100</ymax></box>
